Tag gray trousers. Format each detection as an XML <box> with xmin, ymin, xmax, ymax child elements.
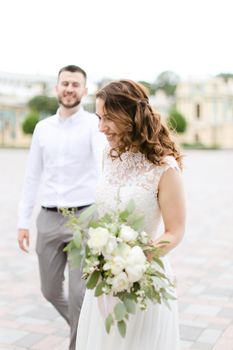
<box><xmin>36</xmin><ymin>208</ymin><xmax>85</xmax><ymax>350</ymax></box>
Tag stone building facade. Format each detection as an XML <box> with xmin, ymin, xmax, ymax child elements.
<box><xmin>0</xmin><ymin>71</ymin><xmax>55</xmax><ymax>147</ymax></box>
<box><xmin>176</xmin><ymin>77</ymin><xmax>233</xmax><ymax>148</ymax></box>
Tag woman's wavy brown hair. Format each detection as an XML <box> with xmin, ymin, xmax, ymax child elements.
<box><xmin>96</xmin><ymin>80</ymin><xmax>183</xmax><ymax>169</ymax></box>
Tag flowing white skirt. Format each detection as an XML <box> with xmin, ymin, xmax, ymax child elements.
<box><xmin>75</xmin><ymin>258</ymin><xmax>180</xmax><ymax>350</ymax></box>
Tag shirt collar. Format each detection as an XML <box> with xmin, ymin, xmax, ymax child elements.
<box><xmin>56</xmin><ymin>107</ymin><xmax>85</xmax><ymax>123</ymax></box>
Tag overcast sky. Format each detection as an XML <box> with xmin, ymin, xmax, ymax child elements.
<box><xmin>0</xmin><ymin>0</ymin><xmax>232</xmax><ymax>85</ymax></box>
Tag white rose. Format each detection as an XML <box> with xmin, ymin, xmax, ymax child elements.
<box><xmin>102</xmin><ymin>235</ymin><xmax>118</xmax><ymax>258</ymax></box>
<box><xmin>113</xmin><ymin>242</ymin><xmax>131</xmax><ymax>258</ymax></box>
<box><xmin>87</xmin><ymin>227</ymin><xmax>109</xmax><ymax>254</ymax></box>
<box><xmin>103</xmin><ymin>254</ymin><xmax>126</xmax><ymax>275</ymax></box>
<box><xmin>111</xmin><ymin>272</ymin><xmax>130</xmax><ymax>293</ymax></box>
<box><xmin>127</xmin><ymin>246</ymin><xmax>146</xmax><ymax>265</ymax></box>
<box><xmin>119</xmin><ymin>224</ymin><xmax>139</xmax><ymax>242</ymax></box>
<box><xmin>126</xmin><ymin>265</ymin><xmax>146</xmax><ymax>283</ymax></box>
<box><xmin>126</xmin><ymin>246</ymin><xmax>147</xmax><ymax>283</ymax></box>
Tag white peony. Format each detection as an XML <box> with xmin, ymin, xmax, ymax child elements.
<box><xmin>119</xmin><ymin>224</ymin><xmax>139</xmax><ymax>242</ymax></box>
<box><xmin>87</xmin><ymin>227</ymin><xmax>109</xmax><ymax>254</ymax></box>
<box><xmin>104</xmin><ymin>255</ymin><xmax>126</xmax><ymax>275</ymax></box>
<box><xmin>110</xmin><ymin>272</ymin><xmax>130</xmax><ymax>293</ymax></box>
<box><xmin>125</xmin><ymin>246</ymin><xmax>147</xmax><ymax>283</ymax></box>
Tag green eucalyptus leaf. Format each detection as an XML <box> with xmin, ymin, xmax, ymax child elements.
<box><xmin>153</xmin><ymin>277</ymin><xmax>168</xmax><ymax>288</ymax></box>
<box><xmin>78</xmin><ymin>204</ymin><xmax>97</xmax><ymax>223</ymax></box>
<box><xmin>86</xmin><ymin>270</ymin><xmax>101</xmax><ymax>289</ymax></box>
<box><xmin>154</xmin><ymin>270</ymin><xmax>168</xmax><ymax>280</ymax></box>
<box><xmin>85</xmin><ymin>244</ymin><xmax>91</xmax><ymax>256</ymax></box>
<box><xmin>162</xmin><ymin>290</ymin><xmax>177</xmax><ymax>301</ymax></box>
<box><xmin>124</xmin><ymin>298</ymin><xmax>136</xmax><ymax>314</ymax></box>
<box><xmin>73</xmin><ymin>229</ymin><xmax>82</xmax><ymax>248</ymax></box>
<box><xmin>105</xmin><ymin>314</ymin><xmax>114</xmax><ymax>334</ymax></box>
<box><xmin>114</xmin><ymin>302</ymin><xmax>127</xmax><ymax>321</ymax></box>
<box><xmin>99</xmin><ymin>213</ymin><xmax>112</xmax><ymax>224</ymax></box>
<box><xmin>130</xmin><ymin>215</ymin><xmax>145</xmax><ymax>231</ymax></box>
<box><xmin>119</xmin><ymin>292</ymin><xmax>137</xmax><ymax>301</ymax></box>
<box><xmin>89</xmin><ymin>221</ymin><xmax>100</xmax><ymax>228</ymax></box>
<box><xmin>68</xmin><ymin>249</ymin><xmax>83</xmax><ymax>269</ymax></box>
<box><xmin>63</xmin><ymin>240</ymin><xmax>75</xmax><ymax>252</ymax></box>
<box><xmin>152</xmin><ymin>256</ymin><xmax>164</xmax><ymax>269</ymax></box>
<box><xmin>126</xmin><ymin>199</ymin><xmax>136</xmax><ymax>214</ymax></box>
<box><xmin>95</xmin><ymin>281</ymin><xmax>106</xmax><ymax>297</ymax></box>
<box><xmin>119</xmin><ymin>210</ymin><xmax>130</xmax><ymax>221</ymax></box>
<box><xmin>117</xmin><ymin>320</ymin><xmax>126</xmax><ymax>338</ymax></box>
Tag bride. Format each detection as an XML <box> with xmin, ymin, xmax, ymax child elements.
<box><xmin>75</xmin><ymin>80</ymin><xmax>185</xmax><ymax>350</ymax></box>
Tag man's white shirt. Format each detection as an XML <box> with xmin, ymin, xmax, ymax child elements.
<box><xmin>18</xmin><ymin>107</ymin><xmax>106</xmax><ymax>229</ymax></box>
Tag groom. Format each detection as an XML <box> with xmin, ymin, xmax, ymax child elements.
<box><xmin>17</xmin><ymin>65</ymin><xmax>105</xmax><ymax>350</ymax></box>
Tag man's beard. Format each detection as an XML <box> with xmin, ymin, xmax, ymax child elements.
<box><xmin>58</xmin><ymin>96</ymin><xmax>81</xmax><ymax>109</ymax></box>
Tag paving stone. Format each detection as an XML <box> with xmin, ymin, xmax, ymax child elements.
<box><xmin>0</xmin><ymin>328</ymin><xmax>28</xmax><ymax>344</ymax></box>
<box><xmin>190</xmin><ymin>342</ymin><xmax>213</xmax><ymax>349</ymax></box>
<box><xmin>180</xmin><ymin>320</ymin><xmax>209</xmax><ymax>328</ymax></box>
<box><xmin>180</xmin><ymin>325</ymin><xmax>204</xmax><ymax>341</ymax></box>
<box><xmin>217</xmin><ymin>307</ymin><xmax>233</xmax><ymax>319</ymax></box>
<box><xmin>30</xmin><ymin>335</ymin><xmax>66</xmax><ymax>349</ymax></box>
<box><xmin>188</xmin><ymin>285</ymin><xmax>206</xmax><ymax>296</ymax></box>
<box><xmin>14</xmin><ymin>316</ymin><xmax>49</xmax><ymax>326</ymax></box>
<box><xmin>19</xmin><ymin>323</ymin><xmax>58</xmax><ymax>335</ymax></box>
<box><xmin>11</xmin><ymin>305</ymin><xmax>36</xmax><ymax>316</ymax></box>
<box><xmin>25</xmin><ymin>306</ymin><xmax>60</xmax><ymax>320</ymax></box>
<box><xmin>209</xmin><ymin>323</ymin><xmax>232</xmax><ymax>331</ymax></box>
<box><xmin>14</xmin><ymin>333</ymin><xmax>45</xmax><ymax>348</ymax></box>
<box><xmin>203</xmin><ymin>287</ymin><xmax>233</xmax><ymax>298</ymax></box>
<box><xmin>181</xmin><ymin>340</ymin><xmax>193</xmax><ymax>349</ymax></box>
<box><xmin>179</xmin><ymin>303</ymin><xmax>190</xmax><ymax>312</ymax></box>
<box><xmin>197</xmin><ymin>329</ymin><xmax>222</xmax><ymax>344</ymax></box>
<box><xmin>212</xmin><ymin>338</ymin><xmax>233</xmax><ymax>350</ymax></box>
<box><xmin>0</xmin><ymin>345</ymin><xmax>25</xmax><ymax>350</ymax></box>
<box><xmin>183</xmin><ymin>305</ymin><xmax>222</xmax><ymax>317</ymax></box>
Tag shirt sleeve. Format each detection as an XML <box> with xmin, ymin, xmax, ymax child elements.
<box><xmin>17</xmin><ymin>124</ymin><xmax>43</xmax><ymax>229</ymax></box>
<box><xmin>90</xmin><ymin>114</ymin><xmax>107</xmax><ymax>176</ymax></box>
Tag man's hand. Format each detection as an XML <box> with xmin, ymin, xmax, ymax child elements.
<box><xmin>18</xmin><ymin>229</ymin><xmax>30</xmax><ymax>252</ymax></box>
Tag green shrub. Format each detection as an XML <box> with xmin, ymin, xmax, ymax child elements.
<box><xmin>22</xmin><ymin>112</ymin><xmax>39</xmax><ymax>135</ymax></box>
<box><xmin>167</xmin><ymin>109</ymin><xmax>187</xmax><ymax>134</ymax></box>
<box><xmin>28</xmin><ymin>95</ymin><xmax>58</xmax><ymax>116</ymax></box>
<box><xmin>182</xmin><ymin>143</ymin><xmax>221</xmax><ymax>150</ymax></box>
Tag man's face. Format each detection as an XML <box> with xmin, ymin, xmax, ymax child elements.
<box><xmin>56</xmin><ymin>71</ymin><xmax>87</xmax><ymax>109</ymax></box>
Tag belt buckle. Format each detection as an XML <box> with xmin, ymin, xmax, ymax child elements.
<box><xmin>58</xmin><ymin>207</ymin><xmax>66</xmax><ymax>215</ymax></box>
<box><xmin>59</xmin><ymin>207</ymin><xmax>77</xmax><ymax>215</ymax></box>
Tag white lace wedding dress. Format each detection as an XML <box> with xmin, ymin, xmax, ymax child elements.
<box><xmin>75</xmin><ymin>150</ymin><xmax>180</xmax><ymax>350</ymax></box>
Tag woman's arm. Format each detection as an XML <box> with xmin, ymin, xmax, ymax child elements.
<box><xmin>154</xmin><ymin>167</ymin><xmax>186</xmax><ymax>255</ymax></box>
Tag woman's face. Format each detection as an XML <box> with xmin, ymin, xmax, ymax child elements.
<box><xmin>96</xmin><ymin>98</ymin><xmax>119</xmax><ymax>147</ymax></box>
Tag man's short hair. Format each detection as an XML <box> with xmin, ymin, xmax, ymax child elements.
<box><xmin>58</xmin><ymin>65</ymin><xmax>87</xmax><ymax>81</ymax></box>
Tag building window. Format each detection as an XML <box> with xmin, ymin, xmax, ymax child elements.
<box><xmin>196</xmin><ymin>104</ymin><xmax>201</xmax><ymax>119</ymax></box>
<box><xmin>194</xmin><ymin>133</ymin><xmax>200</xmax><ymax>143</ymax></box>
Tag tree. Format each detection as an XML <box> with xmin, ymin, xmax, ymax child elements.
<box><xmin>22</xmin><ymin>112</ymin><xmax>39</xmax><ymax>135</ymax></box>
<box><xmin>154</xmin><ymin>71</ymin><xmax>180</xmax><ymax>96</ymax></box>
<box><xmin>28</xmin><ymin>95</ymin><xmax>58</xmax><ymax>116</ymax></box>
<box><xmin>216</xmin><ymin>73</ymin><xmax>233</xmax><ymax>82</ymax></box>
<box><xmin>138</xmin><ymin>81</ymin><xmax>156</xmax><ymax>95</ymax></box>
<box><xmin>167</xmin><ymin>108</ymin><xmax>187</xmax><ymax>134</ymax></box>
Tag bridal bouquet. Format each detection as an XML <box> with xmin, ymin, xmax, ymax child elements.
<box><xmin>63</xmin><ymin>200</ymin><xmax>175</xmax><ymax>337</ymax></box>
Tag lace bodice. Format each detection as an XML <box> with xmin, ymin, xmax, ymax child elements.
<box><xmin>96</xmin><ymin>149</ymin><xmax>179</xmax><ymax>238</ymax></box>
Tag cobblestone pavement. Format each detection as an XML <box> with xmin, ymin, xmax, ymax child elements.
<box><xmin>0</xmin><ymin>149</ymin><xmax>233</xmax><ymax>350</ymax></box>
